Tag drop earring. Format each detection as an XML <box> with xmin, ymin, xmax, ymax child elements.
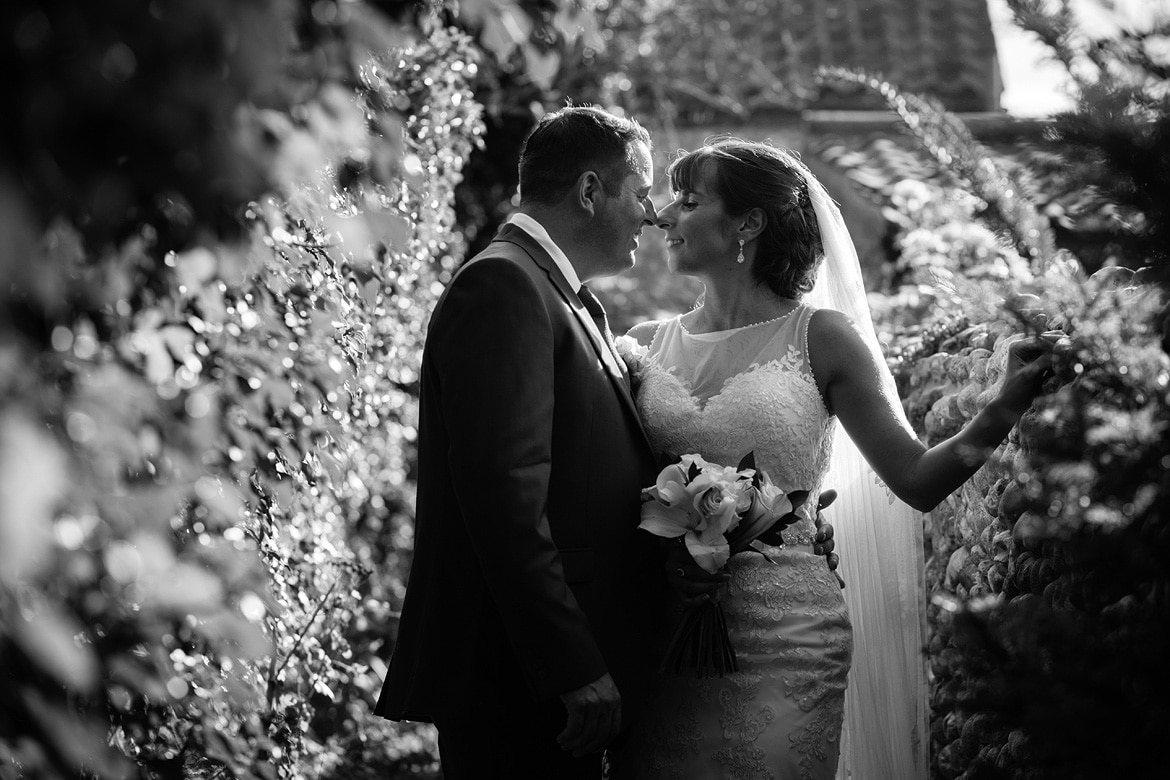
<box><xmin>736</xmin><ymin>238</ymin><xmax>745</xmax><ymax>264</ymax></box>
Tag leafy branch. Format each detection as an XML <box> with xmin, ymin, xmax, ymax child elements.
<box><xmin>818</xmin><ymin>66</ymin><xmax>1058</xmax><ymax>270</ymax></box>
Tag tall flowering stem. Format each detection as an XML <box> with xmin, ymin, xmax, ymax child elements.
<box><xmin>818</xmin><ymin>67</ymin><xmax>1058</xmax><ymax>271</ymax></box>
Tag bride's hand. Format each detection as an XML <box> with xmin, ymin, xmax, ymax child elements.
<box><xmin>998</xmin><ymin>330</ymin><xmax>1070</xmax><ymax>415</ymax></box>
<box><xmin>813</xmin><ymin>490</ymin><xmax>845</xmax><ymax>589</ymax></box>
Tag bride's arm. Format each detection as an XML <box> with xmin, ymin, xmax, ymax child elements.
<box><xmin>808</xmin><ymin>309</ymin><xmax>1054</xmax><ymax>513</ymax></box>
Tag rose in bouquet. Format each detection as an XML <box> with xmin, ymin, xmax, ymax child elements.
<box><xmin>639</xmin><ymin>452</ymin><xmax>808</xmax><ymax>676</ymax></box>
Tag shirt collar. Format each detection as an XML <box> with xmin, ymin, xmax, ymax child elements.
<box><xmin>507</xmin><ymin>212</ymin><xmax>583</xmax><ymax>292</ymax></box>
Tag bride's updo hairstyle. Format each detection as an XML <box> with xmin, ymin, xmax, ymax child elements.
<box><xmin>668</xmin><ymin>139</ymin><xmax>824</xmax><ymax>298</ymax></box>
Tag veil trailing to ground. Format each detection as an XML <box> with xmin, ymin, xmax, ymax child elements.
<box><xmin>793</xmin><ymin>153</ymin><xmax>930</xmax><ymax>780</ymax></box>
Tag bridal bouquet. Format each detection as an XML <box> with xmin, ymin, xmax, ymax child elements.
<box><xmin>639</xmin><ymin>452</ymin><xmax>807</xmax><ymax>677</ymax></box>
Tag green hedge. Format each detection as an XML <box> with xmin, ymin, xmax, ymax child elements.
<box><xmin>876</xmin><ymin>174</ymin><xmax>1169</xmax><ymax>776</ymax></box>
<box><xmin>1</xmin><ymin>4</ymin><xmax>481</xmax><ymax>777</ymax></box>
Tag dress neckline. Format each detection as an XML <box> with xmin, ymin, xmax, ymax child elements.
<box><xmin>678</xmin><ymin>304</ymin><xmax>800</xmax><ymax>340</ymax></box>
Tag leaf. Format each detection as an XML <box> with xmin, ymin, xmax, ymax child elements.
<box><xmin>754</xmin><ymin>523</ymin><xmax>786</xmax><ymax>547</ymax></box>
<box><xmin>107</xmin><ymin>655</ymin><xmax>170</xmax><ymax>701</ymax></box>
<box><xmin>174</xmin><ymin>246</ymin><xmax>219</xmax><ymax>290</ymax></box>
<box><xmin>21</xmin><ymin>687</ymin><xmax>135</xmax><ymax>779</ymax></box>
<box><xmin>196</xmin><ymin>612</ymin><xmax>272</xmax><ymax>658</ymax></box>
<box><xmin>0</xmin><ymin>410</ymin><xmax>69</xmax><ymax>580</ymax></box>
<box><xmin>95</xmin><ymin>485</ymin><xmax>186</xmax><ymax>535</ymax></box>
<box><xmin>202</xmin><ymin>727</ymin><xmax>237</xmax><ymax>767</ymax></box>
<box><xmin>736</xmin><ymin>451</ymin><xmax>756</xmax><ymax>472</ymax></box>
<box><xmin>11</xmin><ymin>602</ymin><xmax>99</xmax><ymax>692</ymax></box>
<box><xmin>194</xmin><ymin>476</ymin><xmax>246</xmax><ymax>524</ymax></box>
<box><xmin>144</xmin><ymin>562</ymin><xmax>225</xmax><ymax>614</ymax></box>
<box><xmin>523</xmin><ymin>44</ymin><xmax>560</xmax><ymax>90</ymax></box>
<box><xmin>479</xmin><ymin>4</ymin><xmax>533</xmax><ymax>62</ymax></box>
<box><xmin>371</xmin><ymin>211</ymin><xmax>412</xmax><ymax>250</ymax></box>
<box><xmin>161</xmin><ymin>324</ymin><xmax>196</xmax><ymax>362</ymax></box>
<box><xmin>137</xmin><ymin>328</ymin><xmax>175</xmax><ymax>384</ymax></box>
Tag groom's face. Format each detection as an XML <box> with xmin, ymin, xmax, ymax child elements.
<box><xmin>590</xmin><ymin>141</ymin><xmax>656</xmax><ymax>277</ymax></box>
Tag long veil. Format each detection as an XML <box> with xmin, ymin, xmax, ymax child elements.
<box><xmin>795</xmin><ymin>155</ymin><xmax>930</xmax><ymax>780</ymax></box>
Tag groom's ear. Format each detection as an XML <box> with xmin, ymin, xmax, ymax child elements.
<box><xmin>739</xmin><ymin>208</ymin><xmax>766</xmax><ymax>241</ymax></box>
<box><xmin>575</xmin><ymin>171</ymin><xmax>604</xmax><ymax>216</ymax></box>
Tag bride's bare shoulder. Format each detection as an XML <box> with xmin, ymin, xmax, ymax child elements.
<box><xmin>807</xmin><ymin>307</ymin><xmax>858</xmax><ymax>342</ymax></box>
<box><xmin>807</xmin><ymin>307</ymin><xmax>878</xmax><ymax>373</ymax></box>
<box><xmin>625</xmin><ymin>319</ymin><xmax>665</xmax><ymax>348</ymax></box>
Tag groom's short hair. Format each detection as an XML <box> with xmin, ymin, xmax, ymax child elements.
<box><xmin>518</xmin><ymin>105</ymin><xmax>650</xmax><ymax>205</ymax></box>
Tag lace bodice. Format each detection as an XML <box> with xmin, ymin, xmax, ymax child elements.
<box><xmin>633</xmin><ymin>306</ymin><xmax>835</xmax><ymax>546</ymax></box>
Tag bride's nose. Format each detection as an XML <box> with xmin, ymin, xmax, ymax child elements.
<box><xmin>656</xmin><ymin>203</ymin><xmax>675</xmax><ymax>231</ymax></box>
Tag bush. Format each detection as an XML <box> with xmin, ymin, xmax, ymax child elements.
<box><xmin>845</xmin><ymin>20</ymin><xmax>1170</xmax><ymax>770</ymax></box>
<box><xmin>1</xmin><ymin>3</ymin><xmax>481</xmax><ymax>777</ymax></box>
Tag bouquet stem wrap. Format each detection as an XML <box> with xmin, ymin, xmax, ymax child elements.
<box><xmin>660</xmin><ymin>599</ymin><xmax>737</xmax><ymax>677</ymax></box>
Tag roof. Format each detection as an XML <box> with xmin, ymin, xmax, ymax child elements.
<box><xmin>808</xmin><ymin>115</ymin><xmax>1112</xmax><ymax>233</ymax></box>
<box><xmin>756</xmin><ymin>0</ymin><xmax>1001</xmax><ymax>113</ymax></box>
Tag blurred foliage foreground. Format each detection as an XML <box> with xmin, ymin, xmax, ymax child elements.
<box><xmin>1</xmin><ymin>2</ymin><xmax>482</xmax><ymax>777</ymax></box>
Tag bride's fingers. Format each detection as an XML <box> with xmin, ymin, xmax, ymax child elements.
<box><xmin>814</xmin><ymin>521</ymin><xmax>834</xmax><ymax>544</ymax></box>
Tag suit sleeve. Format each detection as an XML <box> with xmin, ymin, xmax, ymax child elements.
<box><xmin>430</xmin><ymin>256</ymin><xmax>607</xmax><ymax>700</ymax></box>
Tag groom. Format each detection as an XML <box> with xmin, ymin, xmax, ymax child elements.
<box><xmin>375</xmin><ymin>106</ymin><xmax>669</xmax><ymax>778</ymax></box>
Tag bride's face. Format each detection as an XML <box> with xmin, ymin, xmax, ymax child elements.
<box><xmin>657</xmin><ymin>162</ymin><xmax>738</xmax><ymax>276</ymax></box>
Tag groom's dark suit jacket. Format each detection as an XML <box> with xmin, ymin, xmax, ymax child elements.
<box><xmin>376</xmin><ymin>223</ymin><xmax>667</xmax><ymax>727</ymax></box>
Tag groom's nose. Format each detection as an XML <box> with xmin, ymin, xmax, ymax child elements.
<box><xmin>642</xmin><ymin>196</ymin><xmax>658</xmax><ymax>224</ymax></box>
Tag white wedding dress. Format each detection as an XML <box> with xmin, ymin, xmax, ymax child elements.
<box><xmin>616</xmin><ymin>305</ymin><xmax>852</xmax><ymax>780</ymax></box>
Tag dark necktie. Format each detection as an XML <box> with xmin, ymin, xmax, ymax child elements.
<box><xmin>578</xmin><ymin>285</ymin><xmax>614</xmax><ymax>343</ymax></box>
<box><xmin>577</xmin><ymin>285</ymin><xmax>627</xmax><ymax>380</ymax></box>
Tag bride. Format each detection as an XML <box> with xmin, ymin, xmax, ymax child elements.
<box><xmin>610</xmin><ymin>139</ymin><xmax>1057</xmax><ymax>779</ymax></box>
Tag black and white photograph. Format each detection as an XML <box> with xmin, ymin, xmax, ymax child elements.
<box><xmin>2</xmin><ymin>1</ymin><xmax>1167</xmax><ymax>778</ymax></box>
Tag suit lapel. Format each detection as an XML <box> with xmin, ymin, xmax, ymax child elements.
<box><xmin>494</xmin><ymin>225</ymin><xmax>653</xmax><ymax>449</ymax></box>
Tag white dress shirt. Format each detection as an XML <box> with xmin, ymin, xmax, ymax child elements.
<box><xmin>506</xmin><ymin>213</ymin><xmax>628</xmax><ymax>382</ymax></box>
<box><xmin>507</xmin><ymin>212</ymin><xmax>583</xmax><ymax>292</ymax></box>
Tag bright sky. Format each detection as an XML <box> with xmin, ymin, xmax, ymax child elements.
<box><xmin>989</xmin><ymin>0</ymin><xmax>1167</xmax><ymax>116</ymax></box>
<box><xmin>988</xmin><ymin>0</ymin><xmax>1074</xmax><ymax>116</ymax></box>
